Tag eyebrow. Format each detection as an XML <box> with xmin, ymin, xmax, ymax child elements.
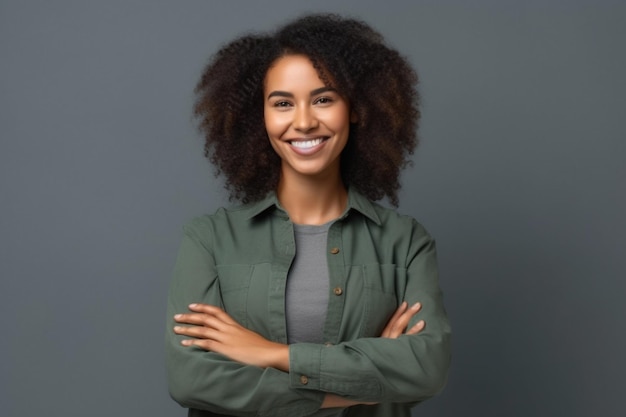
<box><xmin>267</xmin><ymin>87</ymin><xmax>336</xmax><ymax>99</ymax></box>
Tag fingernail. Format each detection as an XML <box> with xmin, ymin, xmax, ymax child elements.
<box><xmin>189</xmin><ymin>303</ymin><xmax>197</xmax><ymax>308</ymax></box>
<box><xmin>173</xmin><ymin>326</ymin><xmax>182</xmax><ymax>332</ymax></box>
<box><xmin>174</xmin><ymin>314</ymin><xmax>182</xmax><ymax>319</ymax></box>
<box><xmin>411</xmin><ymin>302</ymin><xmax>421</xmax><ymax>309</ymax></box>
<box><xmin>181</xmin><ymin>339</ymin><xmax>192</xmax><ymax>346</ymax></box>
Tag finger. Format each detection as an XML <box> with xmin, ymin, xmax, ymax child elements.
<box><xmin>181</xmin><ymin>338</ymin><xmax>218</xmax><ymax>351</ymax></box>
<box><xmin>174</xmin><ymin>324</ymin><xmax>218</xmax><ymax>339</ymax></box>
<box><xmin>395</xmin><ymin>302</ymin><xmax>421</xmax><ymax>327</ymax></box>
<box><xmin>381</xmin><ymin>302</ymin><xmax>408</xmax><ymax>338</ymax></box>
<box><xmin>398</xmin><ymin>302</ymin><xmax>422</xmax><ymax>327</ymax></box>
<box><xmin>187</xmin><ymin>303</ymin><xmax>221</xmax><ymax>313</ymax></box>
<box><xmin>174</xmin><ymin>313</ymin><xmax>229</xmax><ymax>331</ymax></box>
<box><xmin>188</xmin><ymin>303</ymin><xmax>238</xmax><ymax>325</ymax></box>
<box><xmin>386</xmin><ymin>302</ymin><xmax>421</xmax><ymax>338</ymax></box>
<box><xmin>405</xmin><ymin>319</ymin><xmax>425</xmax><ymax>335</ymax></box>
<box><xmin>397</xmin><ymin>302</ymin><xmax>422</xmax><ymax>332</ymax></box>
<box><xmin>407</xmin><ymin>301</ymin><xmax>422</xmax><ymax>314</ymax></box>
<box><xmin>390</xmin><ymin>301</ymin><xmax>409</xmax><ymax>323</ymax></box>
<box><xmin>174</xmin><ymin>313</ymin><xmax>213</xmax><ymax>326</ymax></box>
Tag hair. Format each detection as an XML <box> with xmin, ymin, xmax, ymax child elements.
<box><xmin>194</xmin><ymin>13</ymin><xmax>419</xmax><ymax>205</ymax></box>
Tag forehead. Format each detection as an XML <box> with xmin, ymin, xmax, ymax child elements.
<box><xmin>264</xmin><ymin>54</ymin><xmax>327</xmax><ymax>91</ymax></box>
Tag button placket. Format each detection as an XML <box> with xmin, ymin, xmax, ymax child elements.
<box><xmin>324</xmin><ymin>223</ymin><xmax>345</xmax><ymax>345</ymax></box>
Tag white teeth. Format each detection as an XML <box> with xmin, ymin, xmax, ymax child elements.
<box><xmin>291</xmin><ymin>138</ymin><xmax>324</xmax><ymax>149</ymax></box>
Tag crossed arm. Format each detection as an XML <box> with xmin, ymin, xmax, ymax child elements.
<box><xmin>173</xmin><ymin>300</ymin><xmax>424</xmax><ymax>409</ymax></box>
<box><xmin>167</xmin><ymin>220</ymin><xmax>450</xmax><ymax>415</ymax></box>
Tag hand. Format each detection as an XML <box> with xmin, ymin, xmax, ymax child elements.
<box><xmin>380</xmin><ymin>301</ymin><xmax>425</xmax><ymax>338</ymax></box>
<box><xmin>173</xmin><ymin>303</ymin><xmax>289</xmax><ymax>371</ymax></box>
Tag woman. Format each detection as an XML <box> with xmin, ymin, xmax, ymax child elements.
<box><xmin>166</xmin><ymin>14</ymin><xmax>451</xmax><ymax>417</ymax></box>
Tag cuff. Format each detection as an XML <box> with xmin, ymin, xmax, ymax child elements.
<box><xmin>288</xmin><ymin>342</ymin><xmax>381</xmax><ymax>399</ymax></box>
<box><xmin>289</xmin><ymin>343</ymin><xmax>323</xmax><ymax>391</ymax></box>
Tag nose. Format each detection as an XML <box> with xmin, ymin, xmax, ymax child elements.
<box><xmin>293</xmin><ymin>105</ymin><xmax>318</xmax><ymax>132</ymax></box>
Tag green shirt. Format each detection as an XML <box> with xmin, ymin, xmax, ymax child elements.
<box><xmin>166</xmin><ymin>189</ymin><xmax>451</xmax><ymax>417</ymax></box>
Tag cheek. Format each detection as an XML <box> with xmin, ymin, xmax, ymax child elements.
<box><xmin>326</xmin><ymin>111</ymin><xmax>351</xmax><ymax>134</ymax></box>
<box><xmin>264</xmin><ymin>111</ymin><xmax>288</xmax><ymax>138</ymax></box>
<box><xmin>321</xmin><ymin>103</ymin><xmax>351</xmax><ymax>130</ymax></box>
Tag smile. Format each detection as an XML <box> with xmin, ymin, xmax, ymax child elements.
<box><xmin>289</xmin><ymin>137</ymin><xmax>327</xmax><ymax>149</ymax></box>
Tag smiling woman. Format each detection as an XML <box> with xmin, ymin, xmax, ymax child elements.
<box><xmin>264</xmin><ymin>54</ymin><xmax>354</xmax><ymax>221</ymax></box>
<box><xmin>166</xmin><ymin>13</ymin><xmax>451</xmax><ymax>417</ymax></box>
<box><xmin>264</xmin><ymin>55</ymin><xmax>352</xmax><ymax>173</ymax></box>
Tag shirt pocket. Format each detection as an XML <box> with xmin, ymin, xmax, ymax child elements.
<box><xmin>216</xmin><ymin>264</ymin><xmax>253</xmax><ymax>328</ymax></box>
<box><xmin>361</xmin><ymin>263</ymin><xmax>400</xmax><ymax>337</ymax></box>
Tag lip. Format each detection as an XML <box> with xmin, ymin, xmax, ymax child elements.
<box><xmin>286</xmin><ymin>136</ymin><xmax>329</xmax><ymax>156</ymax></box>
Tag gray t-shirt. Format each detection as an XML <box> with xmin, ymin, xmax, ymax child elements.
<box><xmin>286</xmin><ymin>221</ymin><xmax>332</xmax><ymax>344</ymax></box>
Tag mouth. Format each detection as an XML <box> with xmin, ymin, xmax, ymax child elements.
<box><xmin>288</xmin><ymin>137</ymin><xmax>328</xmax><ymax>149</ymax></box>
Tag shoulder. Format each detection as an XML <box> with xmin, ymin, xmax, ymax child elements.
<box><xmin>183</xmin><ymin>205</ymin><xmax>247</xmax><ymax>232</ymax></box>
<box><xmin>343</xmin><ymin>199</ymin><xmax>436</xmax><ymax>268</ymax></box>
<box><xmin>182</xmin><ymin>197</ymin><xmax>276</xmax><ymax>240</ymax></box>
<box><xmin>378</xmin><ymin>204</ymin><xmax>433</xmax><ymax>249</ymax></box>
<box><xmin>347</xmin><ymin>187</ymin><xmax>433</xmax><ymax>245</ymax></box>
<box><xmin>354</xmin><ymin>195</ymin><xmax>432</xmax><ymax>240</ymax></box>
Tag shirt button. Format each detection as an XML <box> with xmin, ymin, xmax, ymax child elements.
<box><xmin>330</xmin><ymin>247</ymin><xmax>340</xmax><ymax>254</ymax></box>
<box><xmin>333</xmin><ymin>287</ymin><xmax>343</xmax><ymax>296</ymax></box>
<box><xmin>300</xmin><ymin>375</ymin><xmax>309</xmax><ymax>385</ymax></box>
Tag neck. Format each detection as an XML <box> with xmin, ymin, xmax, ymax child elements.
<box><xmin>276</xmin><ymin>172</ymin><xmax>348</xmax><ymax>225</ymax></box>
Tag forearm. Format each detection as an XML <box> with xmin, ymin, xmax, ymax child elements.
<box><xmin>167</xmin><ymin>307</ymin><xmax>324</xmax><ymax>417</ymax></box>
<box><xmin>287</xmin><ymin>229</ymin><xmax>452</xmax><ymax>404</ymax></box>
<box><xmin>288</xmin><ymin>328</ymin><xmax>450</xmax><ymax>403</ymax></box>
<box><xmin>167</xmin><ymin>227</ymin><xmax>324</xmax><ymax>417</ymax></box>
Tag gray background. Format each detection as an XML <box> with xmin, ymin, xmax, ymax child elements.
<box><xmin>1</xmin><ymin>0</ymin><xmax>624</xmax><ymax>416</ymax></box>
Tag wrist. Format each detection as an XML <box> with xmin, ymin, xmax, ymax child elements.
<box><xmin>266</xmin><ymin>342</ymin><xmax>290</xmax><ymax>371</ymax></box>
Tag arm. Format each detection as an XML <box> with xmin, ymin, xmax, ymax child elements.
<box><xmin>287</xmin><ymin>221</ymin><xmax>451</xmax><ymax>404</ymax></box>
<box><xmin>173</xmin><ymin>301</ymin><xmax>424</xmax><ymax>409</ymax></box>
<box><xmin>169</xmin><ymin>218</ymin><xmax>448</xmax><ymax>409</ymax></box>
<box><xmin>173</xmin><ymin>300</ymin><xmax>422</xmax><ymax>371</ymax></box>
<box><xmin>166</xmin><ymin>223</ymin><xmax>324</xmax><ymax>417</ymax></box>
<box><xmin>175</xmin><ymin>292</ymin><xmax>427</xmax><ymax>409</ymax></box>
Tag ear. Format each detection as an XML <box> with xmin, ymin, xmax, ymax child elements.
<box><xmin>350</xmin><ymin>110</ymin><xmax>358</xmax><ymax>124</ymax></box>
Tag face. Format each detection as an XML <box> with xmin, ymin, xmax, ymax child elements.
<box><xmin>264</xmin><ymin>54</ymin><xmax>354</xmax><ymax>181</ymax></box>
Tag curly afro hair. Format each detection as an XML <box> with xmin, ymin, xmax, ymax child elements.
<box><xmin>194</xmin><ymin>13</ymin><xmax>419</xmax><ymax>205</ymax></box>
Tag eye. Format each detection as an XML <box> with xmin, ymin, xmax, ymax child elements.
<box><xmin>273</xmin><ymin>100</ymin><xmax>292</xmax><ymax>108</ymax></box>
<box><xmin>314</xmin><ymin>96</ymin><xmax>334</xmax><ymax>105</ymax></box>
<box><xmin>314</xmin><ymin>97</ymin><xmax>333</xmax><ymax>104</ymax></box>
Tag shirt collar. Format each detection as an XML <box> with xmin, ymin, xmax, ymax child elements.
<box><xmin>344</xmin><ymin>187</ymin><xmax>382</xmax><ymax>225</ymax></box>
<box><xmin>243</xmin><ymin>187</ymin><xmax>381</xmax><ymax>225</ymax></box>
